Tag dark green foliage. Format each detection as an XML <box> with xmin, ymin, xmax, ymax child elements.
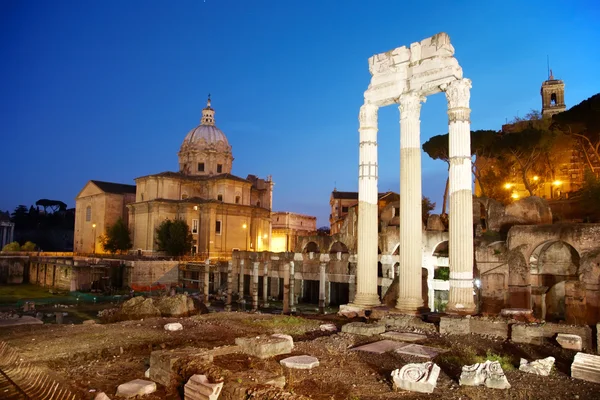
<box><xmin>155</xmin><ymin>219</ymin><xmax>193</xmax><ymax>256</ymax></box>
<box><xmin>101</xmin><ymin>217</ymin><xmax>133</xmax><ymax>254</ymax></box>
<box><xmin>35</xmin><ymin>199</ymin><xmax>67</xmax><ymax>213</ymax></box>
<box><xmin>577</xmin><ymin>169</ymin><xmax>600</xmax><ymax>222</ymax></box>
<box><xmin>422</xmin><ymin>196</ymin><xmax>436</xmax><ymax>225</ymax></box>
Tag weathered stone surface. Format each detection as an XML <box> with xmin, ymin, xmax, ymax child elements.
<box><xmin>121</xmin><ymin>297</ymin><xmax>161</xmax><ymax>319</ymax></box>
<box><xmin>391</xmin><ymin>361</ymin><xmax>440</xmax><ymax>394</ymax></box>
<box><xmin>235</xmin><ymin>335</ymin><xmax>293</xmax><ymax>359</ymax></box>
<box><xmin>511</xmin><ymin>324</ymin><xmax>545</xmax><ymax>345</ymax></box>
<box><xmin>542</xmin><ymin>323</ymin><xmax>592</xmax><ymax>351</ymax></box>
<box><xmin>265</xmin><ymin>376</ymin><xmax>286</xmax><ymax>388</ymax></box>
<box><xmin>116</xmin><ymin>379</ymin><xmax>156</xmax><ymax>398</ymax></box>
<box><xmin>426</xmin><ymin>215</ymin><xmax>446</xmax><ymax>231</ymax></box>
<box><xmin>439</xmin><ymin>316</ymin><xmax>470</xmax><ymax>335</ymax></box>
<box><xmin>341</xmin><ymin>322</ymin><xmax>385</xmax><ymax>336</ymax></box>
<box><xmin>380</xmin><ymin>331</ymin><xmax>426</xmax><ymax>342</ymax></box>
<box><xmin>459</xmin><ymin>361</ymin><xmax>510</xmax><ymax>389</ymax></box>
<box><xmin>271</xmin><ymin>333</ymin><xmax>294</xmax><ymax>349</ymax></box>
<box><xmin>150</xmin><ymin>348</ymin><xmax>213</xmax><ymax>388</ymax></box>
<box><xmin>572</xmin><ymin>352</ymin><xmax>600</xmax><ymax>383</ymax></box>
<box><xmin>280</xmin><ymin>355</ymin><xmax>319</xmax><ymax>370</ymax></box>
<box><xmin>319</xmin><ymin>323</ymin><xmax>337</xmax><ymax>332</ymax></box>
<box><xmin>155</xmin><ymin>294</ymin><xmax>195</xmax><ymax>317</ymax></box>
<box><xmin>184</xmin><ymin>374</ymin><xmax>223</xmax><ymax>400</ymax></box>
<box><xmin>394</xmin><ymin>344</ymin><xmax>445</xmax><ymax>359</ymax></box>
<box><xmin>351</xmin><ymin>340</ymin><xmax>408</xmax><ymax>354</ymax></box>
<box><xmin>556</xmin><ymin>333</ymin><xmax>582</xmax><ymax>351</ymax></box>
<box><xmin>164</xmin><ymin>322</ymin><xmax>183</xmax><ymax>331</ymax></box>
<box><xmin>519</xmin><ymin>357</ymin><xmax>555</xmax><ymax>376</ymax></box>
<box><xmin>469</xmin><ymin>318</ymin><xmax>509</xmax><ymax>339</ymax></box>
<box><xmin>94</xmin><ymin>392</ymin><xmax>111</xmax><ymax>400</ymax></box>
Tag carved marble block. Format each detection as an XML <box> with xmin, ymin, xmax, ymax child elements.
<box><xmin>519</xmin><ymin>357</ymin><xmax>555</xmax><ymax>376</ymax></box>
<box><xmin>459</xmin><ymin>360</ymin><xmax>511</xmax><ymax>389</ymax></box>
<box><xmin>391</xmin><ymin>361</ymin><xmax>440</xmax><ymax>394</ymax></box>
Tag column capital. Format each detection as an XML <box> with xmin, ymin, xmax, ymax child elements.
<box><xmin>359</xmin><ymin>103</ymin><xmax>378</xmax><ymax>128</ymax></box>
<box><xmin>445</xmin><ymin>78</ymin><xmax>472</xmax><ymax>110</ymax></box>
<box><xmin>398</xmin><ymin>92</ymin><xmax>426</xmax><ymax>120</ymax></box>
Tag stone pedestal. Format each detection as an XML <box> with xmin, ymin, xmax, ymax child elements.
<box><xmin>354</xmin><ymin>103</ymin><xmax>381</xmax><ymax>307</ymax></box>
<box><xmin>396</xmin><ymin>93</ymin><xmax>425</xmax><ymax>313</ymax></box>
<box><xmin>445</xmin><ymin>79</ymin><xmax>476</xmax><ymax>315</ymax></box>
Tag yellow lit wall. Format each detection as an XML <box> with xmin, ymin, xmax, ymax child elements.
<box><xmin>270</xmin><ymin>235</ymin><xmax>287</xmax><ymax>253</ymax></box>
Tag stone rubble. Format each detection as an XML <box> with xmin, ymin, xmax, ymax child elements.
<box><xmin>391</xmin><ymin>361</ymin><xmax>440</xmax><ymax>394</ymax></box>
<box><xmin>235</xmin><ymin>335</ymin><xmax>293</xmax><ymax>359</ymax></box>
<box><xmin>115</xmin><ymin>379</ymin><xmax>157</xmax><ymax>398</ymax></box>
<box><xmin>341</xmin><ymin>322</ymin><xmax>386</xmax><ymax>336</ymax></box>
<box><xmin>280</xmin><ymin>355</ymin><xmax>320</xmax><ymax>370</ymax></box>
<box><xmin>164</xmin><ymin>322</ymin><xmax>184</xmax><ymax>331</ymax></box>
<box><xmin>184</xmin><ymin>374</ymin><xmax>223</xmax><ymax>400</ymax></box>
<box><xmin>519</xmin><ymin>357</ymin><xmax>555</xmax><ymax>376</ymax></box>
<box><xmin>94</xmin><ymin>392</ymin><xmax>111</xmax><ymax>400</ymax></box>
<box><xmin>556</xmin><ymin>333</ymin><xmax>582</xmax><ymax>351</ymax></box>
<box><xmin>459</xmin><ymin>360</ymin><xmax>511</xmax><ymax>389</ymax></box>
<box><xmin>319</xmin><ymin>323</ymin><xmax>337</xmax><ymax>332</ymax></box>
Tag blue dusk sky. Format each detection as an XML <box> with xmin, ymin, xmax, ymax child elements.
<box><xmin>1</xmin><ymin>0</ymin><xmax>599</xmax><ymax>227</ymax></box>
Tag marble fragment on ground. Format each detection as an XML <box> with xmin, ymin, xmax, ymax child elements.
<box><xmin>556</xmin><ymin>334</ymin><xmax>582</xmax><ymax>351</ymax></box>
<box><xmin>94</xmin><ymin>393</ymin><xmax>111</xmax><ymax>400</ymax></box>
<box><xmin>319</xmin><ymin>323</ymin><xmax>337</xmax><ymax>332</ymax></box>
<box><xmin>391</xmin><ymin>361</ymin><xmax>440</xmax><ymax>394</ymax></box>
<box><xmin>380</xmin><ymin>331</ymin><xmax>426</xmax><ymax>342</ymax></box>
<box><xmin>571</xmin><ymin>352</ymin><xmax>600</xmax><ymax>384</ymax></box>
<box><xmin>164</xmin><ymin>322</ymin><xmax>183</xmax><ymax>331</ymax></box>
<box><xmin>519</xmin><ymin>357</ymin><xmax>555</xmax><ymax>376</ymax></box>
<box><xmin>271</xmin><ymin>333</ymin><xmax>294</xmax><ymax>349</ymax></box>
<box><xmin>341</xmin><ymin>322</ymin><xmax>386</xmax><ymax>336</ymax></box>
<box><xmin>184</xmin><ymin>374</ymin><xmax>223</xmax><ymax>400</ymax></box>
<box><xmin>116</xmin><ymin>379</ymin><xmax>157</xmax><ymax>398</ymax></box>
<box><xmin>393</xmin><ymin>344</ymin><xmax>445</xmax><ymax>359</ymax></box>
<box><xmin>459</xmin><ymin>360</ymin><xmax>511</xmax><ymax>389</ymax></box>
<box><xmin>280</xmin><ymin>355</ymin><xmax>320</xmax><ymax>370</ymax></box>
<box><xmin>351</xmin><ymin>340</ymin><xmax>409</xmax><ymax>354</ymax></box>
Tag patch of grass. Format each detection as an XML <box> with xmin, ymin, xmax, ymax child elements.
<box><xmin>0</xmin><ymin>284</ymin><xmax>67</xmax><ymax>304</ymax></box>
<box><xmin>475</xmin><ymin>350</ymin><xmax>515</xmax><ymax>371</ymax></box>
<box><xmin>242</xmin><ymin>315</ymin><xmax>318</xmax><ymax>335</ymax></box>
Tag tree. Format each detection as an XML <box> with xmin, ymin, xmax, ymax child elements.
<box><xmin>422</xmin><ymin>134</ymin><xmax>450</xmax><ymax>215</ymax></box>
<box><xmin>552</xmin><ymin>94</ymin><xmax>600</xmax><ymax>173</ymax></box>
<box><xmin>422</xmin><ymin>197</ymin><xmax>436</xmax><ymax>225</ymax></box>
<box><xmin>101</xmin><ymin>217</ymin><xmax>132</xmax><ymax>254</ymax></box>
<box><xmin>21</xmin><ymin>241</ymin><xmax>37</xmax><ymax>251</ymax></box>
<box><xmin>35</xmin><ymin>199</ymin><xmax>67</xmax><ymax>214</ymax></box>
<box><xmin>317</xmin><ymin>226</ymin><xmax>330</xmax><ymax>236</ymax></box>
<box><xmin>155</xmin><ymin>219</ymin><xmax>193</xmax><ymax>256</ymax></box>
<box><xmin>577</xmin><ymin>169</ymin><xmax>600</xmax><ymax>222</ymax></box>
<box><xmin>2</xmin><ymin>242</ymin><xmax>20</xmax><ymax>251</ymax></box>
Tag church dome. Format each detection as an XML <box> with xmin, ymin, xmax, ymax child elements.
<box><xmin>178</xmin><ymin>96</ymin><xmax>234</xmax><ymax>176</ymax></box>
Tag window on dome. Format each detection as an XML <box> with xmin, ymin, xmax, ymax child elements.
<box><xmin>217</xmin><ymin>194</ymin><xmax>223</xmax><ymax>201</ymax></box>
<box><xmin>217</xmin><ymin>164</ymin><xmax>222</xmax><ymax>173</ymax></box>
<box><xmin>235</xmin><ymin>196</ymin><xmax>240</xmax><ymax>204</ymax></box>
<box><xmin>198</xmin><ymin>163</ymin><xmax>205</xmax><ymax>172</ymax></box>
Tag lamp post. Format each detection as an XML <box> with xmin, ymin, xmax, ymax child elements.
<box><xmin>92</xmin><ymin>223</ymin><xmax>96</xmax><ymax>254</ymax></box>
<box><xmin>242</xmin><ymin>223</ymin><xmax>248</xmax><ymax>251</ymax></box>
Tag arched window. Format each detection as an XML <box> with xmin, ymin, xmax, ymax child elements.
<box><xmin>256</xmin><ymin>201</ymin><xmax>261</xmax><ymax>207</ymax></box>
<box><xmin>550</xmin><ymin>93</ymin><xmax>557</xmax><ymax>105</ymax></box>
<box><xmin>217</xmin><ymin>194</ymin><xmax>223</xmax><ymax>201</ymax></box>
<box><xmin>235</xmin><ymin>196</ymin><xmax>240</xmax><ymax>204</ymax></box>
<box><xmin>85</xmin><ymin>206</ymin><xmax>91</xmax><ymax>222</ymax></box>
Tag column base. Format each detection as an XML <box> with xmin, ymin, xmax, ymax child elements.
<box><xmin>446</xmin><ymin>301</ymin><xmax>477</xmax><ymax>315</ymax></box>
<box><xmin>352</xmin><ymin>292</ymin><xmax>381</xmax><ymax>308</ymax></box>
<box><xmin>395</xmin><ymin>297</ymin><xmax>423</xmax><ymax>314</ymax></box>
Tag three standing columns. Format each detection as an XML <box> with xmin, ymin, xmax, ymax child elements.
<box><xmin>396</xmin><ymin>92</ymin><xmax>426</xmax><ymax>313</ymax></box>
<box><xmin>353</xmin><ymin>103</ymin><xmax>381</xmax><ymax>307</ymax></box>
<box><xmin>445</xmin><ymin>78</ymin><xmax>476</xmax><ymax>314</ymax></box>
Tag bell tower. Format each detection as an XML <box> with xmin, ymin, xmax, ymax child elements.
<box><xmin>541</xmin><ymin>70</ymin><xmax>566</xmax><ymax>117</ymax></box>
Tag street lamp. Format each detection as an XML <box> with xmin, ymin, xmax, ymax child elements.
<box><xmin>92</xmin><ymin>223</ymin><xmax>97</xmax><ymax>254</ymax></box>
<box><xmin>242</xmin><ymin>223</ymin><xmax>248</xmax><ymax>251</ymax></box>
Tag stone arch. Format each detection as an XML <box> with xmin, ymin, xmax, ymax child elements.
<box><xmin>303</xmin><ymin>242</ymin><xmax>320</xmax><ymax>254</ymax></box>
<box><xmin>507</xmin><ymin>247</ymin><xmax>531</xmax><ymax>309</ymax></box>
<box><xmin>329</xmin><ymin>241</ymin><xmax>349</xmax><ymax>261</ymax></box>
<box><xmin>432</xmin><ymin>240</ymin><xmax>449</xmax><ymax>257</ymax></box>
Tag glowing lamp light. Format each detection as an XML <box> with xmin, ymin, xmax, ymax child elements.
<box><xmin>193</xmin><ymin>205</ymin><xmax>198</xmax><ymax>211</ymax></box>
<box><xmin>242</xmin><ymin>223</ymin><xmax>247</xmax><ymax>229</ymax></box>
<box><xmin>533</xmin><ymin>176</ymin><xmax>539</xmax><ymax>181</ymax></box>
<box><xmin>553</xmin><ymin>180</ymin><xmax>562</xmax><ymax>186</ymax></box>
<box><xmin>92</xmin><ymin>223</ymin><xmax>96</xmax><ymax>228</ymax></box>
<box><xmin>504</xmin><ymin>183</ymin><xmax>512</xmax><ymax>189</ymax></box>
<box><xmin>263</xmin><ymin>234</ymin><xmax>268</xmax><ymax>239</ymax></box>
<box><xmin>474</xmin><ymin>279</ymin><xmax>481</xmax><ymax>288</ymax></box>
<box><xmin>511</xmin><ymin>193</ymin><xmax>519</xmax><ymax>199</ymax></box>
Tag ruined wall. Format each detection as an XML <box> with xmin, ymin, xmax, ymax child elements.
<box><xmin>0</xmin><ymin>256</ymin><xmax>27</xmax><ymax>284</ymax></box>
<box><xmin>125</xmin><ymin>260</ymin><xmax>180</xmax><ymax>287</ymax></box>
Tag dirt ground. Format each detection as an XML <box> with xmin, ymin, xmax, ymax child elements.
<box><xmin>0</xmin><ymin>311</ymin><xmax>599</xmax><ymax>400</ymax></box>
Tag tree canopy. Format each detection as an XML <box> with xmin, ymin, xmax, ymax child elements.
<box><xmin>101</xmin><ymin>217</ymin><xmax>132</xmax><ymax>254</ymax></box>
<box><xmin>155</xmin><ymin>219</ymin><xmax>193</xmax><ymax>256</ymax></box>
<box><xmin>35</xmin><ymin>199</ymin><xmax>67</xmax><ymax>213</ymax></box>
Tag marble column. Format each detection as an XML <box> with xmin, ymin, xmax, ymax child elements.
<box><xmin>225</xmin><ymin>260</ymin><xmax>233</xmax><ymax>311</ymax></box>
<box><xmin>445</xmin><ymin>78</ymin><xmax>476</xmax><ymax>315</ymax></box>
<box><xmin>238</xmin><ymin>259</ymin><xmax>245</xmax><ymax>304</ymax></box>
<box><xmin>252</xmin><ymin>261</ymin><xmax>259</xmax><ymax>311</ymax></box>
<box><xmin>283</xmin><ymin>263</ymin><xmax>290</xmax><ymax>314</ymax></box>
<box><xmin>262</xmin><ymin>261</ymin><xmax>269</xmax><ymax>307</ymax></box>
<box><xmin>289</xmin><ymin>261</ymin><xmax>296</xmax><ymax>312</ymax></box>
<box><xmin>354</xmin><ymin>103</ymin><xmax>381</xmax><ymax>307</ymax></box>
<box><xmin>319</xmin><ymin>262</ymin><xmax>327</xmax><ymax>313</ymax></box>
<box><xmin>396</xmin><ymin>92</ymin><xmax>426</xmax><ymax>313</ymax></box>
